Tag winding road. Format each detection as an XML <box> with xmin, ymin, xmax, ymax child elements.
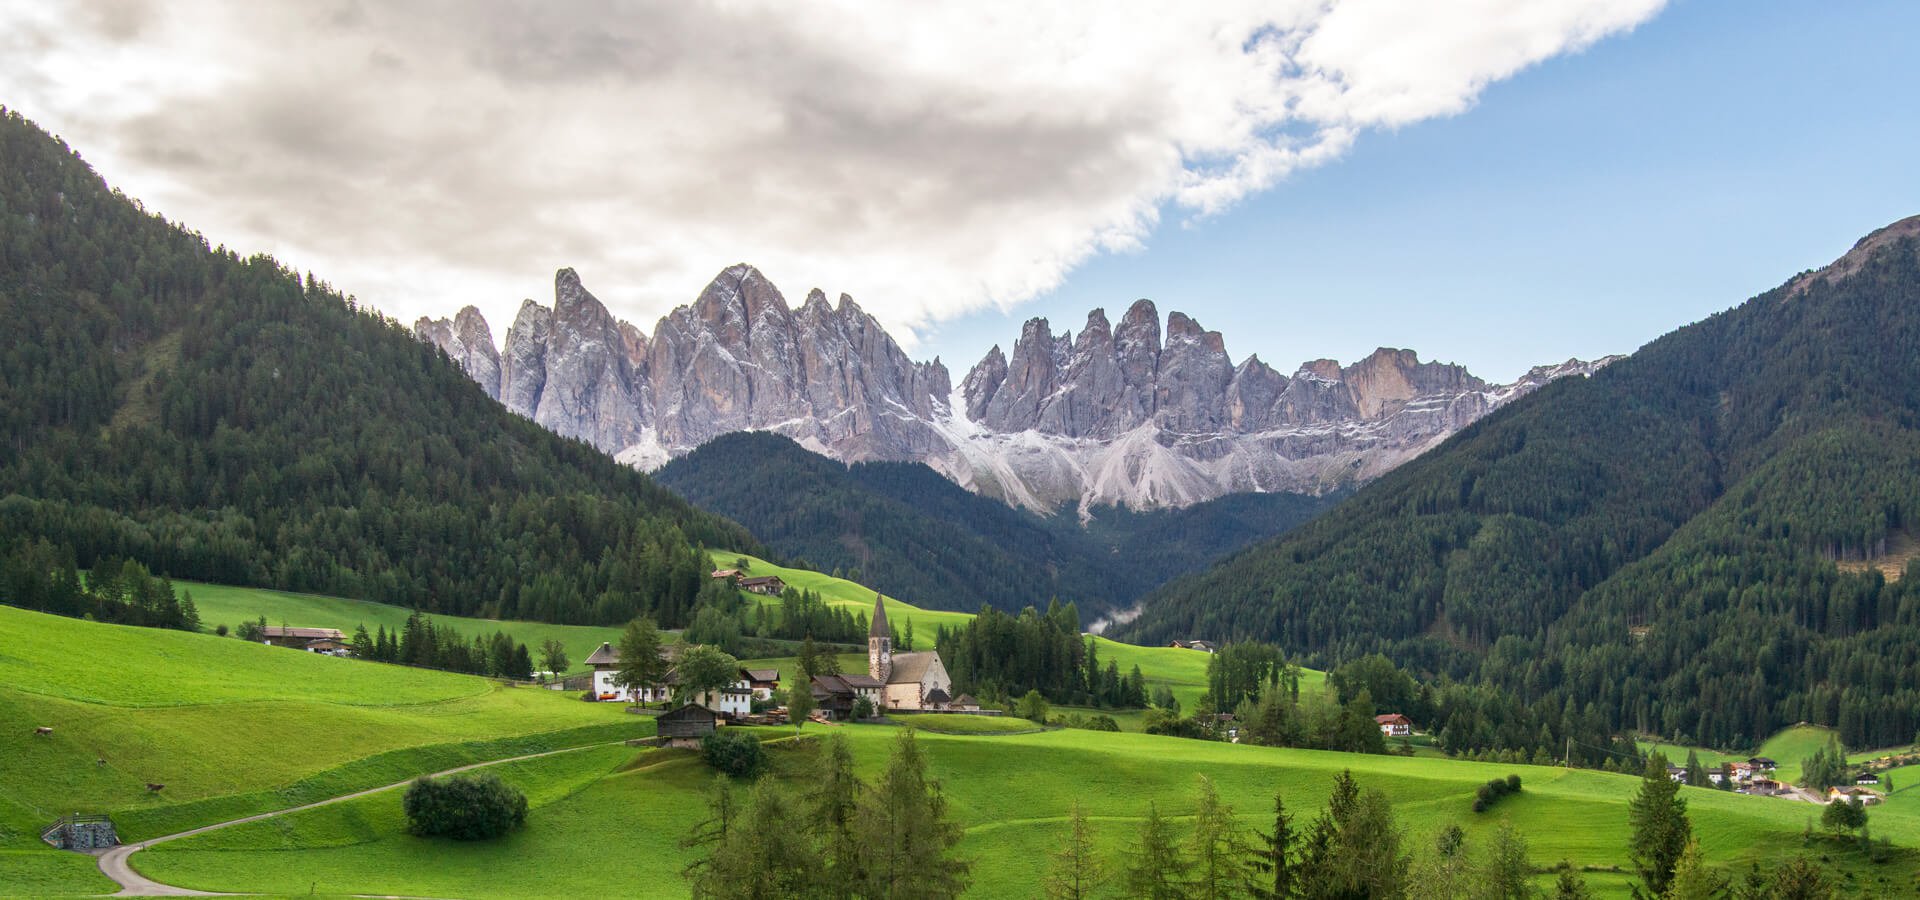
<box><xmin>94</xmin><ymin>741</ymin><xmax>631</xmax><ymax>897</ymax></box>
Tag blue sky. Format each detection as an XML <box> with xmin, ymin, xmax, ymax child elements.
<box><xmin>915</xmin><ymin>0</ymin><xmax>1920</xmax><ymax>383</ymax></box>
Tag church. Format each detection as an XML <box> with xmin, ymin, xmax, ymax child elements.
<box><xmin>868</xmin><ymin>593</ymin><xmax>953</xmax><ymax>711</ymax></box>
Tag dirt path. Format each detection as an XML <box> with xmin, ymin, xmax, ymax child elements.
<box><xmin>94</xmin><ymin>740</ymin><xmax>633</xmax><ymax>897</ymax></box>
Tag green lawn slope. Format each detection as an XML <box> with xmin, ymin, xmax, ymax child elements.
<box><xmin>0</xmin><ymin>607</ymin><xmax>650</xmax><ymax>897</ymax></box>
<box><xmin>136</xmin><ymin>724</ymin><xmax>1920</xmax><ymax>899</ymax></box>
<box><xmin>177</xmin><ymin>579</ymin><xmax>624</xmax><ymax>676</ymax></box>
<box><xmin>713</xmin><ymin>550</ymin><xmax>1321</xmax><ymax>712</ymax></box>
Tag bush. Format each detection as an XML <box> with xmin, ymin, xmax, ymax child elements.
<box><xmin>701</xmin><ymin>729</ymin><xmax>767</xmax><ymax>778</ymax></box>
<box><xmin>403</xmin><ymin>773</ymin><xmax>528</xmax><ymax>840</ymax></box>
<box><xmin>1472</xmin><ymin>774</ymin><xmax>1524</xmax><ymax>813</ymax></box>
<box><xmin>851</xmin><ymin>696</ymin><xmax>876</xmax><ymax>720</ymax></box>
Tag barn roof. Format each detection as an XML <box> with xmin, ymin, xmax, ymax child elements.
<box><xmin>262</xmin><ymin>626</ymin><xmax>345</xmax><ymax>640</ymax></box>
<box><xmin>584</xmin><ymin>642</ymin><xmax>618</xmax><ymax>667</ymax></box>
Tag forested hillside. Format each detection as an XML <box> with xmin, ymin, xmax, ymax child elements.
<box><xmin>1126</xmin><ymin>216</ymin><xmax>1920</xmax><ymax>749</ymax></box>
<box><xmin>655</xmin><ymin>431</ymin><xmax>1332</xmax><ymax>613</ymax></box>
<box><xmin>0</xmin><ymin>109</ymin><xmax>758</xmax><ymax>627</ymax></box>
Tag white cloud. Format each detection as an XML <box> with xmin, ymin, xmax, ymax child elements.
<box><xmin>0</xmin><ymin>0</ymin><xmax>1663</xmax><ymax>347</ymax></box>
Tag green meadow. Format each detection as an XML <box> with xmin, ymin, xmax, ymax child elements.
<box><xmin>177</xmin><ymin>579</ymin><xmax>624</xmax><ymax>676</ymax></box>
<box><xmin>714</xmin><ymin>550</ymin><xmax>1312</xmax><ymax>712</ymax></box>
<box><xmin>0</xmin><ymin>606</ymin><xmax>651</xmax><ymax>897</ymax></box>
<box><xmin>137</xmin><ymin>724</ymin><xmax>1920</xmax><ymax>899</ymax></box>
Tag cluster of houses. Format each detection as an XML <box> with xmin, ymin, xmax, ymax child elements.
<box><xmin>1660</xmin><ymin>756</ymin><xmax>1816</xmax><ymax>798</ymax></box>
<box><xmin>1167</xmin><ymin>640</ymin><xmax>1216</xmax><ymax>653</ymax></box>
<box><xmin>258</xmin><ymin>626</ymin><xmax>352</xmax><ymax>657</ymax></box>
<box><xmin>585</xmin><ymin>595</ymin><xmax>968</xmax><ymax>741</ymax></box>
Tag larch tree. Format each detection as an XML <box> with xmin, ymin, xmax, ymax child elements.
<box><xmin>855</xmin><ymin>730</ymin><xmax>970</xmax><ymax>899</ymax></box>
<box><xmin>1043</xmin><ymin>802</ymin><xmax>1104</xmax><ymax>900</ymax></box>
<box><xmin>1121</xmin><ymin>801</ymin><xmax>1190</xmax><ymax>900</ymax></box>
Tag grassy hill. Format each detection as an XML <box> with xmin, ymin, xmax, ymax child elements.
<box><xmin>712</xmin><ymin>550</ymin><xmax>1322</xmax><ymax>712</ymax></box>
<box><xmin>0</xmin><ymin>607</ymin><xmax>650</xmax><ymax>897</ymax></box>
<box><xmin>131</xmin><ymin>725</ymin><xmax>1920</xmax><ymax>899</ymax></box>
<box><xmin>179</xmin><ymin>579</ymin><xmax>624</xmax><ymax>676</ymax></box>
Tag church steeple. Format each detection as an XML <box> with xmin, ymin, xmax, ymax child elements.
<box><xmin>868</xmin><ymin>592</ymin><xmax>892</xmax><ymax>683</ymax></box>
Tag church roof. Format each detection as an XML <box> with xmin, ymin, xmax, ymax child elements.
<box><xmin>869</xmin><ymin>593</ymin><xmax>889</xmax><ymax>639</ymax></box>
<box><xmin>887</xmin><ymin>651</ymin><xmax>940</xmax><ymax>685</ymax></box>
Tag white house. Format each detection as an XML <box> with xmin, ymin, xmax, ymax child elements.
<box><xmin>1376</xmin><ymin>714</ymin><xmax>1413</xmax><ymax>737</ymax></box>
<box><xmin>583</xmin><ymin>642</ymin><xmax>753</xmax><ymax>717</ymax></box>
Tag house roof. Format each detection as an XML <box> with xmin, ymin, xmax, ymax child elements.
<box><xmin>1749</xmin><ymin>757</ymin><xmax>1777</xmax><ymax>766</ymax></box>
<box><xmin>925</xmin><ymin>687</ymin><xmax>951</xmax><ymax>705</ymax></box>
<box><xmin>739</xmin><ymin>575</ymin><xmax>784</xmax><ymax>588</ymax></box>
<box><xmin>304</xmin><ymin>639</ymin><xmax>349</xmax><ymax>650</ymax></box>
<box><xmin>746</xmin><ymin>668</ymin><xmax>780</xmax><ymax>683</ymax></box>
<box><xmin>812</xmin><ymin>674</ymin><xmax>883</xmax><ymax>695</ymax></box>
<box><xmin>869</xmin><ymin>593</ymin><xmax>889</xmax><ymax>639</ymax></box>
<box><xmin>1375</xmin><ymin>714</ymin><xmax>1411</xmax><ymax>725</ymax></box>
<box><xmin>262</xmin><ymin>626</ymin><xmax>344</xmax><ymax>640</ymax></box>
<box><xmin>711</xmin><ymin>569</ymin><xmax>739</xmax><ymax>578</ymax></box>
<box><xmin>584</xmin><ymin>642</ymin><xmax>618</xmax><ymax>667</ymax></box>
<box><xmin>887</xmin><ymin>651</ymin><xmax>940</xmax><ymax>685</ymax></box>
<box><xmin>952</xmin><ymin>694</ymin><xmax>978</xmax><ymax>707</ymax></box>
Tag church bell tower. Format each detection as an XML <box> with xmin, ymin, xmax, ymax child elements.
<box><xmin>868</xmin><ymin>592</ymin><xmax>892</xmax><ymax>683</ymax></box>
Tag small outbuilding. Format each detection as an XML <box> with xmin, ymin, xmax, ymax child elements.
<box><xmin>658</xmin><ymin>704</ymin><xmax>721</xmax><ymax>749</ymax></box>
<box><xmin>738</xmin><ymin>575</ymin><xmax>787</xmax><ymax>596</ymax></box>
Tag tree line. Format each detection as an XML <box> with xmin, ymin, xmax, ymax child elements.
<box><xmin>0</xmin><ymin>107</ymin><xmax>759</xmax><ymax>632</ymax></box>
<box><xmin>344</xmin><ymin>610</ymin><xmax>534</xmax><ymax>680</ymax></box>
<box><xmin>933</xmin><ymin>601</ymin><xmax>1149</xmax><ymax>709</ymax></box>
<box><xmin>1</xmin><ymin>540</ymin><xmax>199</xmax><ymax>631</ymax></box>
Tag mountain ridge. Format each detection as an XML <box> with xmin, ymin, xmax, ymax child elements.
<box><xmin>419</xmin><ymin>269</ymin><xmax>1617</xmax><ymax>513</ymax></box>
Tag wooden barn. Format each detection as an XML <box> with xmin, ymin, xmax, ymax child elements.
<box><xmin>658</xmin><ymin>704</ymin><xmax>721</xmax><ymax>749</ymax></box>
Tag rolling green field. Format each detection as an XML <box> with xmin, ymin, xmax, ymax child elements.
<box><xmin>1639</xmin><ymin>724</ymin><xmax>1918</xmax><ymax>787</ymax></box>
<box><xmin>713</xmin><ymin>551</ymin><xmax>1319</xmax><ymax>712</ymax></box>
<box><xmin>135</xmin><ymin>724</ymin><xmax>1920</xmax><ymax>899</ymax></box>
<box><xmin>0</xmin><ymin>607</ymin><xmax>650</xmax><ymax>897</ymax></box>
<box><xmin>892</xmin><ymin>713</ymin><xmax>1045</xmax><ymax>734</ymax></box>
<box><xmin>177</xmin><ymin>579</ymin><xmax>624</xmax><ymax>676</ymax></box>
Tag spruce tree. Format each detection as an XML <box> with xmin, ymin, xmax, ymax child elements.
<box><xmin>614</xmin><ymin>616</ymin><xmax>665</xmax><ymax>709</ymax></box>
<box><xmin>1664</xmin><ymin>840</ymin><xmax>1727</xmax><ymax>900</ymax></box>
<box><xmin>1551</xmin><ymin>862</ymin><xmax>1594</xmax><ymax>899</ymax></box>
<box><xmin>808</xmin><ymin>734</ymin><xmax>864</xmax><ymax>895</ymax></box>
<box><xmin>1627</xmin><ymin>754</ymin><xmax>1692</xmax><ymax>897</ymax></box>
<box><xmin>1477</xmin><ymin>820</ymin><xmax>1538</xmax><ymax>900</ymax></box>
<box><xmin>1250</xmin><ymin>791</ymin><xmax>1294</xmax><ymax>900</ymax></box>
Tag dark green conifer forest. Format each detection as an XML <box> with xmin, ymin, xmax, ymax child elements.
<box><xmin>0</xmin><ymin>108</ymin><xmax>758</xmax><ymax>628</ymax></box>
<box><xmin>1126</xmin><ymin>217</ymin><xmax>1920</xmax><ymax>749</ymax></box>
<box><xmin>656</xmin><ymin>431</ymin><xmax>1333</xmax><ymax>613</ymax></box>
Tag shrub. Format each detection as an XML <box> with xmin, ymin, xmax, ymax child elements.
<box><xmin>1472</xmin><ymin>774</ymin><xmax>1524</xmax><ymax>813</ymax></box>
<box><xmin>403</xmin><ymin>773</ymin><xmax>528</xmax><ymax>840</ymax></box>
<box><xmin>851</xmin><ymin>696</ymin><xmax>876</xmax><ymax>720</ymax></box>
<box><xmin>701</xmin><ymin>729</ymin><xmax>766</xmax><ymax>779</ymax></box>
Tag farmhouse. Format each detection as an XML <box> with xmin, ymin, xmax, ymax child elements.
<box><xmin>746</xmin><ymin>668</ymin><xmax>781</xmax><ymax>700</ymax></box>
<box><xmin>1829</xmin><ymin>786</ymin><xmax>1885</xmax><ymax>805</ymax></box>
<box><xmin>1168</xmin><ymin>640</ymin><xmax>1217</xmax><ymax>653</ymax></box>
<box><xmin>949</xmin><ymin>694</ymin><xmax>981</xmax><ymax>712</ymax></box>
<box><xmin>811</xmin><ymin>673</ymin><xmax>886</xmax><ymax>720</ymax></box>
<box><xmin>711</xmin><ymin>569</ymin><xmax>740</xmax><ymax>579</ymax></box>
<box><xmin>1856</xmin><ymin>773</ymin><xmax>1881</xmax><ymax>786</ymax></box>
<box><xmin>1375</xmin><ymin>713</ymin><xmax>1413</xmax><ymax>737</ymax></box>
<box><xmin>738</xmin><ymin>575</ymin><xmax>787</xmax><ymax>596</ymax></box>
<box><xmin>259</xmin><ymin>626</ymin><xmax>348</xmax><ymax>652</ymax></box>
<box><xmin>867</xmin><ymin>594</ymin><xmax>952</xmax><ymax>711</ymax></box>
<box><xmin>302</xmin><ymin>638</ymin><xmax>353</xmax><ymax>657</ymax></box>
<box><xmin>583</xmin><ymin>642</ymin><xmax>751</xmax><ymax>716</ymax></box>
<box><xmin>658</xmin><ymin>704</ymin><xmax>721</xmax><ymax>749</ymax></box>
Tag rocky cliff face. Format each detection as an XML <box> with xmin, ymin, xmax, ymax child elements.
<box><xmin>418</xmin><ymin>268</ymin><xmax>1617</xmax><ymax>513</ymax></box>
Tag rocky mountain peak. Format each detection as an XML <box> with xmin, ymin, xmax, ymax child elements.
<box><xmin>423</xmin><ymin>268</ymin><xmax>1613</xmax><ymax>513</ymax></box>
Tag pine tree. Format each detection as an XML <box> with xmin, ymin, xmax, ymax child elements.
<box><xmin>1250</xmin><ymin>791</ymin><xmax>1294</xmax><ymax>900</ymax></box>
<box><xmin>1627</xmin><ymin>755</ymin><xmax>1692</xmax><ymax>898</ymax></box>
<box><xmin>1683</xmin><ymin>749</ymin><xmax>1708</xmax><ymax>787</ymax></box>
<box><xmin>1043</xmin><ymin>802</ymin><xmax>1103</xmax><ymax>900</ymax></box>
<box><xmin>1189</xmin><ymin>775</ymin><xmax>1251</xmax><ymax>900</ymax></box>
<box><xmin>1477</xmin><ymin>820</ymin><xmax>1539</xmax><ymax>900</ymax></box>
<box><xmin>352</xmin><ymin>624</ymin><xmax>374</xmax><ymax>658</ymax></box>
<box><xmin>1121</xmin><ymin>801</ymin><xmax>1189</xmax><ymax>900</ymax></box>
<box><xmin>856</xmin><ymin>730</ymin><xmax>969</xmax><ymax>899</ymax></box>
<box><xmin>1551</xmin><ymin>862</ymin><xmax>1594</xmax><ymax>899</ymax></box>
<box><xmin>808</xmin><ymin>734</ymin><xmax>864</xmax><ymax>895</ymax></box>
<box><xmin>1664</xmin><ymin>840</ymin><xmax>1727</xmax><ymax>900</ymax></box>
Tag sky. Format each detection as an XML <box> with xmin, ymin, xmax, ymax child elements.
<box><xmin>1</xmin><ymin>1</ymin><xmax>1915</xmax><ymax>383</ymax></box>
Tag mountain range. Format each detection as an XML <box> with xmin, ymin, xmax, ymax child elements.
<box><xmin>417</xmin><ymin>269</ymin><xmax>1617</xmax><ymax>513</ymax></box>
